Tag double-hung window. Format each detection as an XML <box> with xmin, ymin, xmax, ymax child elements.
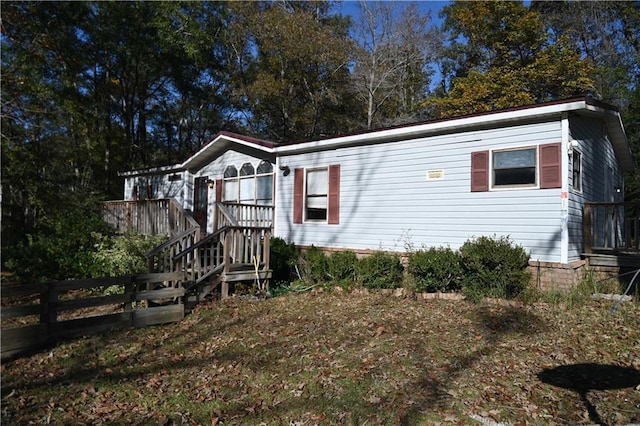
<box><xmin>293</xmin><ymin>164</ymin><xmax>340</xmax><ymax>224</ymax></box>
<box><xmin>305</xmin><ymin>168</ymin><xmax>329</xmax><ymax>221</ymax></box>
<box><xmin>256</xmin><ymin>162</ymin><xmax>274</xmax><ymax>205</ymax></box>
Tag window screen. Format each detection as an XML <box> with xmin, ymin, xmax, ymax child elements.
<box><xmin>493</xmin><ymin>148</ymin><xmax>536</xmax><ymax>187</ymax></box>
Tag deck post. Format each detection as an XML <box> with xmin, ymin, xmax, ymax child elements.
<box><xmin>583</xmin><ymin>204</ymin><xmax>592</xmax><ymax>254</ymax></box>
<box><xmin>221</xmin><ymin>231</ymin><xmax>231</xmax><ymax>299</ymax></box>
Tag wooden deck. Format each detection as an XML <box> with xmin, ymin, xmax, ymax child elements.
<box><xmin>103</xmin><ymin>198</ymin><xmax>200</xmax><ymax>237</ymax></box>
<box><xmin>583</xmin><ymin>202</ymin><xmax>640</xmax><ymax>268</ymax></box>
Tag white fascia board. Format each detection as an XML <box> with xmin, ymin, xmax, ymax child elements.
<box><xmin>119</xmin><ymin>164</ymin><xmax>184</xmax><ymax>177</ymax></box>
<box><xmin>181</xmin><ymin>134</ymin><xmax>276</xmax><ymax>169</ymax></box>
<box><xmin>275</xmin><ymin>100</ymin><xmax>589</xmax><ymax>155</ymax></box>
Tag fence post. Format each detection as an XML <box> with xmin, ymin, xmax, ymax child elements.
<box><xmin>40</xmin><ymin>283</ymin><xmax>58</xmax><ymax>345</ymax></box>
<box><xmin>125</xmin><ymin>275</ymin><xmax>135</xmax><ymax>326</ymax></box>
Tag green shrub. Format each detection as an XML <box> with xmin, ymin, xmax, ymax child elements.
<box><xmin>459</xmin><ymin>235</ymin><xmax>531</xmax><ymax>302</ymax></box>
<box><xmin>89</xmin><ymin>231</ymin><xmax>165</xmax><ymax>277</ymax></box>
<box><xmin>355</xmin><ymin>251</ymin><xmax>404</xmax><ymax>289</ymax></box>
<box><xmin>3</xmin><ymin>202</ymin><xmax>114</xmax><ymax>281</ymax></box>
<box><xmin>327</xmin><ymin>250</ymin><xmax>358</xmax><ymax>287</ymax></box>
<box><xmin>297</xmin><ymin>246</ymin><xmax>329</xmax><ymax>284</ymax></box>
<box><xmin>408</xmin><ymin>247</ymin><xmax>463</xmax><ymax>293</ymax></box>
<box><xmin>270</xmin><ymin>237</ymin><xmax>298</xmax><ymax>285</ymax></box>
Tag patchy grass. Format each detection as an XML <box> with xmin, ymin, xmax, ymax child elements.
<box><xmin>2</xmin><ymin>290</ymin><xmax>639</xmax><ymax>425</ymax></box>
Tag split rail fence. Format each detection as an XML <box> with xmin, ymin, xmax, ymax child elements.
<box><xmin>1</xmin><ymin>272</ymin><xmax>184</xmax><ymax>360</ymax></box>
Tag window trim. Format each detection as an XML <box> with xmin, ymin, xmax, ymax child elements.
<box><xmin>490</xmin><ymin>145</ymin><xmax>539</xmax><ymax>190</ymax></box>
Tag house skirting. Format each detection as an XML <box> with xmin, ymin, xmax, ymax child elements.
<box><xmin>528</xmin><ymin>260</ymin><xmax>587</xmax><ymax>291</ymax></box>
<box><xmin>528</xmin><ymin>260</ymin><xmax>627</xmax><ymax>292</ymax></box>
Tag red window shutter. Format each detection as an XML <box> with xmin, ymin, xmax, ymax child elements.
<box><xmin>471</xmin><ymin>151</ymin><xmax>489</xmax><ymax>192</ymax></box>
<box><xmin>215</xmin><ymin>179</ymin><xmax>223</xmax><ymax>202</ymax></box>
<box><xmin>328</xmin><ymin>164</ymin><xmax>341</xmax><ymax>224</ymax></box>
<box><xmin>539</xmin><ymin>143</ymin><xmax>561</xmax><ymax>189</ymax></box>
<box><xmin>293</xmin><ymin>168</ymin><xmax>304</xmax><ymax>224</ymax></box>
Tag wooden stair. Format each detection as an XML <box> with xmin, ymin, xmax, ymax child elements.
<box><xmin>144</xmin><ymin>202</ymin><xmax>273</xmax><ymax>309</ymax></box>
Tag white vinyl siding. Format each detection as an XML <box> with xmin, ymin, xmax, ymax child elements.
<box><xmin>124</xmin><ymin>172</ymin><xmax>185</xmax><ymax>204</ymax></box>
<box><xmin>276</xmin><ymin>121</ymin><xmax>565</xmax><ymax>263</ymax></box>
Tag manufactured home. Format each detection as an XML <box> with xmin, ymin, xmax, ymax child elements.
<box><xmin>106</xmin><ymin>97</ymin><xmax>637</xmax><ymax>291</ymax></box>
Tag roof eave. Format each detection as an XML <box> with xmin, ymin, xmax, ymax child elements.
<box><xmin>275</xmin><ymin>100</ymin><xmax>590</xmax><ymax>155</ymax></box>
<box><xmin>119</xmin><ymin>164</ymin><xmax>184</xmax><ymax>177</ymax></box>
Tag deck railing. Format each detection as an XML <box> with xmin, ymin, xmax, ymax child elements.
<box><xmin>103</xmin><ymin>198</ymin><xmax>199</xmax><ymax>237</ymax></box>
<box><xmin>583</xmin><ymin>202</ymin><xmax>640</xmax><ymax>254</ymax></box>
<box><xmin>215</xmin><ymin>202</ymin><xmax>274</xmax><ymax>229</ymax></box>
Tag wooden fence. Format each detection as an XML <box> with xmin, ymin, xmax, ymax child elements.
<box><xmin>103</xmin><ymin>198</ymin><xmax>200</xmax><ymax>237</ymax></box>
<box><xmin>1</xmin><ymin>272</ymin><xmax>184</xmax><ymax>361</ymax></box>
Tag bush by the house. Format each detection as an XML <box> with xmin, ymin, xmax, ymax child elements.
<box><xmin>459</xmin><ymin>235</ymin><xmax>531</xmax><ymax>302</ymax></box>
<box><xmin>269</xmin><ymin>237</ymin><xmax>298</xmax><ymax>286</ymax></box>
<box><xmin>408</xmin><ymin>246</ymin><xmax>463</xmax><ymax>293</ymax></box>
<box><xmin>356</xmin><ymin>251</ymin><xmax>404</xmax><ymax>289</ymax></box>
<box><xmin>297</xmin><ymin>246</ymin><xmax>330</xmax><ymax>284</ymax></box>
<box><xmin>327</xmin><ymin>250</ymin><xmax>358</xmax><ymax>287</ymax></box>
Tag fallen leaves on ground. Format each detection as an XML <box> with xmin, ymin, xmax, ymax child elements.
<box><xmin>2</xmin><ymin>290</ymin><xmax>639</xmax><ymax>425</ymax></box>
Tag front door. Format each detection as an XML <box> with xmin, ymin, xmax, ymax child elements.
<box><xmin>193</xmin><ymin>177</ymin><xmax>208</xmax><ymax>233</ymax></box>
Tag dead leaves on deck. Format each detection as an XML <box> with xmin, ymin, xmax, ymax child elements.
<box><xmin>2</xmin><ymin>290</ymin><xmax>639</xmax><ymax>425</ymax></box>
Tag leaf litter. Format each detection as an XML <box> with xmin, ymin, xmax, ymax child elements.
<box><xmin>1</xmin><ymin>290</ymin><xmax>639</xmax><ymax>425</ymax></box>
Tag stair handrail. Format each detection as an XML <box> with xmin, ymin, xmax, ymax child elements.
<box><xmin>172</xmin><ymin>226</ymin><xmax>227</xmax><ymax>263</ymax></box>
<box><xmin>145</xmin><ymin>226</ymin><xmax>201</xmax><ymax>277</ymax></box>
<box><xmin>168</xmin><ymin>198</ymin><xmax>201</xmax><ymax>237</ymax></box>
<box><xmin>145</xmin><ymin>226</ymin><xmax>201</xmax><ymax>260</ymax></box>
<box><xmin>170</xmin><ymin>223</ymin><xmax>272</xmax><ymax>286</ymax></box>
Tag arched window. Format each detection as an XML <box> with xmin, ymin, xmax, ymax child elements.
<box><xmin>223</xmin><ymin>165</ymin><xmax>238</xmax><ymax>201</ymax></box>
<box><xmin>221</xmin><ymin>161</ymin><xmax>273</xmax><ymax>205</ymax></box>
<box><xmin>239</xmin><ymin>163</ymin><xmax>255</xmax><ymax>203</ymax></box>
<box><xmin>224</xmin><ymin>165</ymin><xmax>238</xmax><ymax>178</ymax></box>
<box><xmin>240</xmin><ymin>163</ymin><xmax>255</xmax><ymax>176</ymax></box>
<box><xmin>257</xmin><ymin>161</ymin><xmax>273</xmax><ymax>174</ymax></box>
<box><xmin>256</xmin><ymin>161</ymin><xmax>274</xmax><ymax>205</ymax></box>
